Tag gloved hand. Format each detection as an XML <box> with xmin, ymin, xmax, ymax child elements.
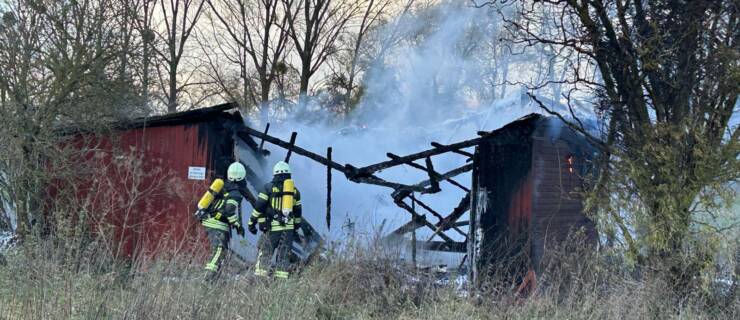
<box><xmin>248</xmin><ymin>224</ymin><xmax>257</xmax><ymax>235</ymax></box>
<box><xmin>194</xmin><ymin>209</ymin><xmax>207</xmax><ymax>221</ymax></box>
<box><xmin>258</xmin><ymin>222</ymin><xmax>270</xmax><ymax>232</ymax></box>
<box><xmin>235</xmin><ymin>225</ymin><xmax>245</xmax><ymax>236</ymax></box>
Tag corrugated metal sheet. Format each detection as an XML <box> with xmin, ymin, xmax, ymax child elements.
<box><xmin>93</xmin><ymin>123</ymin><xmax>216</xmax><ymax>259</ymax></box>
<box><xmin>56</xmin><ymin>108</ymin><xmax>241</xmax><ymax>261</ymax></box>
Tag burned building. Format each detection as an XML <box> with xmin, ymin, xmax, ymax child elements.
<box><xmin>468</xmin><ymin>114</ymin><xmax>598</xmax><ymax>283</ymax></box>
<box><xmin>237</xmin><ymin>110</ymin><xmax>598</xmax><ymax>287</ymax></box>
<box><xmin>55</xmin><ymin>103</ymin><xmax>321</xmax><ymax>262</ymax></box>
<box><xmin>59</xmin><ymin>102</ymin><xmax>597</xmax><ymax>284</ymax></box>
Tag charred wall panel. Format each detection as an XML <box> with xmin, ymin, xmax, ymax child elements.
<box><xmin>474</xmin><ymin>123</ymin><xmax>536</xmax><ymax>278</ymax></box>
<box><xmin>468</xmin><ymin>115</ymin><xmax>597</xmax><ymax>284</ymax></box>
<box><xmin>530</xmin><ymin>122</ymin><xmax>597</xmax><ymax>271</ymax></box>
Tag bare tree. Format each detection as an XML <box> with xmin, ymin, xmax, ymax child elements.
<box><xmin>204</xmin><ymin>0</ymin><xmax>292</xmax><ymax>123</ymax></box>
<box><xmin>283</xmin><ymin>0</ymin><xmax>362</xmax><ymax>104</ymax></box>
<box><xmin>151</xmin><ymin>0</ymin><xmax>206</xmax><ymax>112</ymax></box>
<box><xmin>127</xmin><ymin>0</ymin><xmax>158</xmax><ymax>104</ymax></box>
<box><xmin>0</xmin><ymin>0</ymin><xmax>144</xmax><ymax>238</ymax></box>
<box><xmin>480</xmin><ymin>0</ymin><xmax>739</xmax><ymax>293</ymax></box>
<box><xmin>337</xmin><ymin>0</ymin><xmax>394</xmax><ymax>113</ymax></box>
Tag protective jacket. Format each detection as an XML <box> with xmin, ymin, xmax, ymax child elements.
<box><xmin>248</xmin><ymin>174</ymin><xmax>302</xmax><ymax>232</ymax></box>
<box><xmin>201</xmin><ymin>181</ymin><xmax>244</xmax><ymax>232</ymax></box>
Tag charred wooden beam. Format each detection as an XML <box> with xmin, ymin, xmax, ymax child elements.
<box><xmin>237</xmin><ymin>128</ymin><xmax>423</xmax><ymax>192</ymax></box>
<box><xmin>410</xmin><ymin>163</ymin><xmax>473</xmax><ymax>191</ymax></box>
<box><xmin>437</xmin><ymin>192</ymin><xmax>471</xmax><ymax>229</ymax></box>
<box><xmin>354</xmin><ymin>136</ymin><xmax>484</xmax><ymax>176</ymax></box>
<box><xmin>326</xmin><ymin>147</ymin><xmax>332</xmax><ymax>230</ymax></box>
<box><xmin>239</xmin><ymin>126</ymin><xmax>341</xmax><ymax>169</ymax></box>
<box><xmin>411</xmin><ymin>195</ymin><xmax>417</xmax><ymax>266</ymax></box>
<box><xmin>422</xmin><ymin>241</ymin><xmax>467</xmax><ymax>253</ymax></box>
<box><xmin>451</xmin><ymin>220</ymin><xmax>469</xmax><ymax>227</ymax></box>
<box><xmin>394</xmin><ymin>198</ymin><xmax>455</xmax><ymax>243</ymax></box>
<box><xmin>425</xmin><ymin>157</ymin><xmax>440</xmax><ymax>193</ymax></box>
<box><xmin>427</xmin><ymin>193</ymin><xmax>471</xmax><ymax>241</ymax></box>
<box><xmin>285</xmin><ymin>132</ymin><xmax>298</xmax><ymax>162</ymax></box>
<box><xmin>431</xmin><ymin>142</ymin><xmax>474</xmax><ymax>158</ymax></box>
<box><xmin>387</xmin><ymin>219</ymin><xmax>468</xmax><ymax>240</ymax></box>
<box><xmin>259</xmin><ymin>123</ymin><xmax>270</xmax><ymax>151</ymax></box>
<box><xmin>386</xmin><ymin>153</ymin><xmax>468</xmax><ymax>193</ymax></box>
<box><xmin>409</xmin><ymin>196</ymin><xmax>467</xmax><ymax>238</ymax></box>
<box><xmin>387</xmin><ymin>215</ymin><xmax>427</xmax><ymax>238</ymax></box>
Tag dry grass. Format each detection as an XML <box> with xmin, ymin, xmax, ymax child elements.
<box><xmin>0</xmin><ymin>239</ymin><xmax>736</xmax><ymax>320</ymax></box>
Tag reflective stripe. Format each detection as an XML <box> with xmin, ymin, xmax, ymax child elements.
<box><xmin>226</xmin><ymin>199</ymin><xmax>239</xmax><ymax>206</ymax></box>
<box><xmin>251</xmin><ymin>209</ymin><xmax>262</xmax><ymax>218</ymax></box>
<box><xmin>213</xmin><ymin>212</ymin><xmax>222</xmax><ymax>220</ymax></box>
<box><xmin>295</xmin><ymin>201</ymin><xmax>301</xmax><ymax>206</ymax></box>
<box><xmin>257</xmin><ymin>218</ymin><xmax>266</xmax><ymax>223</ymax></box>
<box><xmin>206</xmin><ymin>247</ymin><xmax>222</xmax><ymax>271</ymax></box>
<box><xmin>258</xmin><ymin>193</ymin><xmax>269</xmax><ymax>200</ymax></box>
<box><xmin>202</xmin><ymin>219</ymin><xmax>229</xmax><ymax>231</ymax></box>
<box><xmin>274</xmin><ymin>270</ymin><xmax>289</xmax><ymax>279</ymax></box>
<box><xmin>227</xmin><ymin>215</ymin><xmax>239</xmax><ymax>223</ymax></box>
<box><xmin>271</xmin><ymin>219</ymin><xmax>295</xmax><ymax>227</ymax></box>
<box><xmin>255</xmin><ymin>251</ymin><xmax>268</xmax><ymax>277</ymax></box>
<box><xmin>270</xmin><ymin>224</ymin><xmax>294</xmax><ymax>232</ymax></box>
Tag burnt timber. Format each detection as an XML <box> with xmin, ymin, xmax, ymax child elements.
<box><xmin>240</xmin><ymin>113</ymin><xmax>597</xmax><ymax>283</ymax></box>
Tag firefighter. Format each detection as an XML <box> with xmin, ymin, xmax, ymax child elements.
<box><xmin>199</xmin><ymin>162</ymin><xmax>246</xmax><ymax>280</ymax></box>
<box><xmin>247</xmin><ymin>161</ymin><xmax>302</xmax><ymax>279</ymax></box>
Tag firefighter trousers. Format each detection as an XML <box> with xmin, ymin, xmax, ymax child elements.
<box><xmin>205</xmin><ymin>228</ymin><xmax>230</xmax><ymax>276</ymax></box>
<box><xmin>254</xmin><ymin>230</ymin><xmax>293</xmax><ymax>278</ymax></box>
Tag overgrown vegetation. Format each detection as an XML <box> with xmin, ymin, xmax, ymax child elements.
<box><xmin>482</xmin><ymin>0</ymin><xmax>740</xmax><ymax>295</ymax></box>
<box><xmin>1</xmin><ymin>236</ymin><xmax>736</xmax><ymax>320</ymax></box>
<box><xmin>0</xmin><ymin>0</ymin><xmax>737</xmax><ymax>318</ymax></box>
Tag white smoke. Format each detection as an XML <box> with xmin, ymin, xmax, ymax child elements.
<box><xmin>254</xmin><ymin>1</ymin><xmax>553</xmax><ymax>265</ymax></box>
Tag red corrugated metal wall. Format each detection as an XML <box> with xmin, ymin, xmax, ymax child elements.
<box><xmin>64</xmin><ymin>123</ymin><xmax>219</xmax><ymax>260</ymax></box>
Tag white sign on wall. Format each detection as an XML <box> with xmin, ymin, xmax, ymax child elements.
<box><xmin>188</xmin><ymin>166</ymin><xmax>206</xmax><ymax>180</ymax></box>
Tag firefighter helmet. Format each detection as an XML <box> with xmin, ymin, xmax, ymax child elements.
<box><xmin>227</xmin><ymin>162</ymin><xmax>247</xmax><ymax>181</ymax></box>
<box><xmin>273</xmin><ymin>161</ymin><xmax>291</xmax><ymax>175</ymax></box>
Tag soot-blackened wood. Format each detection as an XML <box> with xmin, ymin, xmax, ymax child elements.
<box><xmin>326</xmin><ymin>147</ymin><xmax>332</xmax><ymax>230</ymax></box>
<box><xmin>468</xmin><ymin>147</ymin><xmax>480</xmax><ymax>283</ymax></box>
<box><xmin>410</xmin><ymin>195</ymin><xmax>466</xmax><ymax>238</ymax></box>
<box><xmin>388</xmin><ymin>215</ymin><xmax>427</xmax><ymax>238</ymax></box>
<box><xmin>259</xmin><ymin>123</ymin><xmax>270</xmax><ymax>151</ymax></box>
<box><xmin>412</xmin><ymin>163</ymin><xmax>473</xmax><ymax>191</ymax></box>
<box><xmin>237</xmin><ymin>128</ymin><xmax>421</xmax><ymax>191</ymax></box>
<box><xmin>285</xmin><ymin>132</ymin><xmax>298</xmax><ymax>162</ymax></box>
<box><xmin>355</xmin><ymin>136</ymin><xmax>484</xmax><ymax>176</ymax></box>
<box><xmin>423</xmin><ymin>241</ymin><xmax>467</xmax><ymax>253</ymax></box>
<box><xmin>431</xmin><ymin>142</ymin><xmax>474</xmax><ymax>158</ymax></box>
<box><xmin>386</xmin><ymin>153</ymin><xmax>468</xmax><ymax>193</ymax></box>
<box><xmin>451</xmin><ymin>220</ymin><xmax>469</xmax><ymax>227</ymax></box>
<box><xmin>411</xmin><ymin>195</ymin><xmax>417</xmax><ymax>266</ymax></box>
<box><xmin>427</xmin><ymin>192</ymin><xmax>471</xmax><ymax>241</ymax></box>
<box><xmin>425</xmin><ymin>157</ymin><xmax>441</xmax><ymax>192</ymax></box>
<box><xmin>394</xmin><ymin>198</ymin><xmax>455</xmax><ymax>243</ymax></box>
